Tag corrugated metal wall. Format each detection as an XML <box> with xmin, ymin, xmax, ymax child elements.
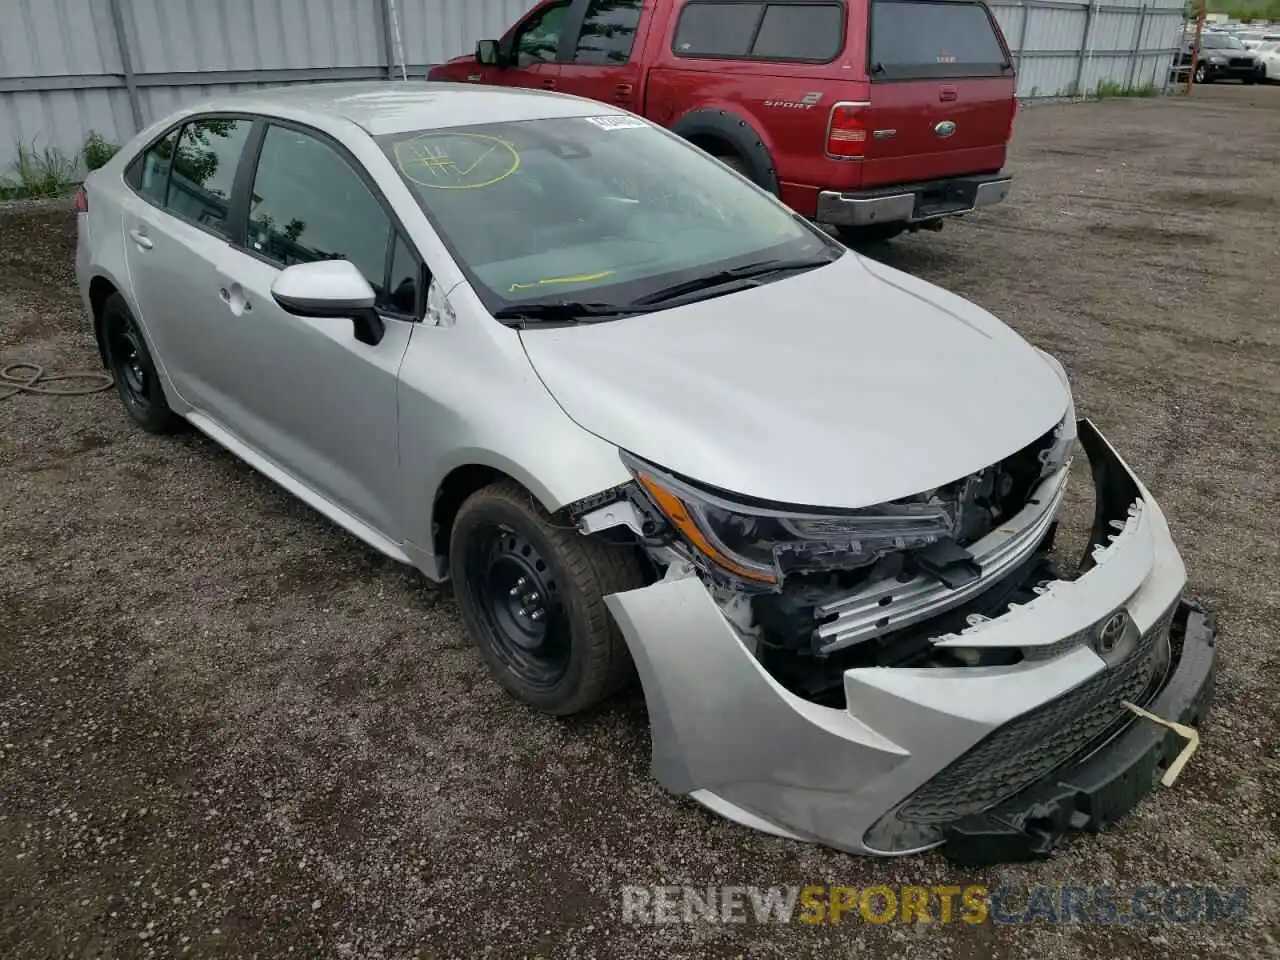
<box><xmin>0</xmin><ymin>0</ymin><xmax>1184</xmax><ymax>179</ymax></box>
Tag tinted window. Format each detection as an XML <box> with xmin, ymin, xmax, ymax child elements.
<box><xmin>674</xmin><ymin>2</ymin><xmax>844</xmax><ymax>61</ymax></box>
<box><xmin>130</xmin><ymin>128</ymin><xmax>179</xmax><ymax>206</ymax></box>
<box><xmin>386</xmin><ymin>234</ymin><xmax>420</xmax><ymax>316</ymax></box>
<box><xmin>752</xmin><ymin>4</ymin><xmax>844</xmax><ymax>61</ymax></box>
<box><xmin>515</xmin><ymin>2</ymin><xmax>570</xmax><ymax>66</ymax></box>
<box><xmin>166</xmin><ymin>119</ymin><xmax>252</xmax><ymax>236</ymax></box>
<box><xmin>246</xmin><ymin>126</ymin><xmax>419</xmax><ymax>314</ymax></box>
<box><xmin>673</xmin><ymin>3</ymin><xmax>763</xmax><ymax>58</ymax></box>
<box><xmin>870</xmin><ymin>0</ymin><xmax>1009</xmax><ymax>79</ymax></box>
<box><xmin>247</xmin><ymin>126</ymin><xmax>394</xmax><ymax>301</ymax></box>
<box><xmin>574</xmin><ymin>0</ymin><xmax>643</xmax><ymax>64</ymax></box>
<box><xmin>1201</xmin><ymin>34</ymin><xmax>1245</xmax><ymax>50</ymax></box>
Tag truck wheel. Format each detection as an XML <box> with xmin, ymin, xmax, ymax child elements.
<box><xmin>449</xmin><ymin>480</ymin><xmax>647</xmax><ymax>715</ymax></box>
<box><xmin>835</xmin><ymin>223</ymin><xmax>907</xmax><ymax>247</ymax></box>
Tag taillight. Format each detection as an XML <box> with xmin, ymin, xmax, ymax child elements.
<box><xmin>74</xmin><ymin>186</ymin><xmax>88</xmax><ymax>214</ymax></box>
<box><xmin>827</xmin><ymin>102</ymin><xmax>870</xmax><ymax>160</ymax></box>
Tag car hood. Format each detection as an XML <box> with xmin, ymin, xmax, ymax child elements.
<box><xmin>518</xmin><ymin>253</ymin><xmax>1070</xmax><ymax>509</ymax></box>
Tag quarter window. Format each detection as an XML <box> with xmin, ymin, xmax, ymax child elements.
<box><xmin>166</xmin><ymin>118</ymin><xmax>253</xmax><ymax>237</ymax></box>
<box><xmin>573</xmin><ymin>0</ymin><xmax>643</xmax><ymax>65</ymax></box>
<box><xmin>515</xmin><ymin>2</ymin><xmax>570</xmax><ymax>66</ymax></box>
<box><xmin>129</xmin><ymin>128</ymin><xmax>179</xmax><ymax>206</ymax></box>
<box><xmin>246</xmin><ymin>125</ymin><xmax>418</xmax><ymax>315</ymax></box>
<box><xmin>673</xmin><ymin>2</ymin><xmax>845</xmax><ymax>62</ymax></box>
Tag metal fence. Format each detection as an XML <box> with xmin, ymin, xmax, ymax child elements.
<box><xmin>0</xmin><ymin>0</ymin><xmax>1185</xmax><ymax>178</ymax></box>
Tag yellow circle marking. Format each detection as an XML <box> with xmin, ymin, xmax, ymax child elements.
<box><xmin>394</xmin><ymin>132</ymin><xmax>521</xmax><ymax>190</ymax></box>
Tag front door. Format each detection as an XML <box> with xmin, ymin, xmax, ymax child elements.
<box><xmin>493</xmin><ymin>0</ymin><xmax>574</xmax><ymax>92</ymax></box>
<box><xmin>205</xmin><ymin>123</ymin><xmax>423</xmax><ymax>537</ymax></box>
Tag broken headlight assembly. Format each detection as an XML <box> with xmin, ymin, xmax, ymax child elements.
<box><xmin>621</xmin><ymin>453</ymin><xmax>955</xmax><ymax>588</ymax></box>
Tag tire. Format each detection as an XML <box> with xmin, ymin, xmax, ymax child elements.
<box><xmin>1194</xmin><ymin>64</ymin><xmax>1208</xmax><ymax>84</ymax></box>
<box><xmin>715</xmin><ymin>153</ymin><xmax>749</xmax><ymax>177</ymax></box>
<box><xmin>1243</xmin><ymin>74</ymin><xmax>1256</xmax><ymax>85</ymax></box>
<box><xmin>835</xmin><ymin>223</ymin><xmax>907</xmax><ymax>247</ymax></box>
<box><xmin>100</xmin><ymin>293</ymin><xmax>178</xmax><ymax>434</ymax></box>
<box><xmin>449</xmin><ymin>480</ymin><xmax>647</xmax><ymax>715</ymax></box>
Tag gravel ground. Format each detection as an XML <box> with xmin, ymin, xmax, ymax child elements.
<box><xmin>2</xmin><ymin>84</ymin><xmax>1279</xmax><ymax>959</ymax></box>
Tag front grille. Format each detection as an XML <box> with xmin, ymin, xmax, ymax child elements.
<box><xmin>1230</xmin><ymin>57</ymin><xmax>1253</xmax><ymax>67</ymax></box>
<box><xmin>896</xmin><ymin>602</ymin><xmax>1178</xmax><ymax>824</ymax></box>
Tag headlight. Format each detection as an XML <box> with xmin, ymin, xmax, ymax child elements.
<box><xmin>1208</xmin><ymin>55</ymin><xmax>1225</xmax><ymax>63</ymax></box>
<box><xmin>622</xmin><ymin>454</ymin><xmax>954</xmax><ymax>586</ymax></box>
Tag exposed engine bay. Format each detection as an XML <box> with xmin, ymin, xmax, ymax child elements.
<box><xmin>570</xmin><ymin>418</ymin><xmax>1080</xmax><ymax>707</ymax></box>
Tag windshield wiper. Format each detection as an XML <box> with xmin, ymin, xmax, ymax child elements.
<box><xmin>492</xmin><ymin>301</ymin><xmax>652</xmax><ymax>326</ymax></box>
<box><xmin>632</xmin><ymin>254</ymin><xmax>839</xmax><ymax>308</ymax></box>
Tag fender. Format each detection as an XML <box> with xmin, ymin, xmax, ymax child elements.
<box><xmin>670</xmin><ymin>109</ymin><xmax>780</xmax><ymax>197</ymax></box>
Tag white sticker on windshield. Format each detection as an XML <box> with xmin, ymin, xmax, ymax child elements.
<box><xmin>585</xmin><ymin>115</ymin><xmax>648</xmax><ymax>131</ymax></box>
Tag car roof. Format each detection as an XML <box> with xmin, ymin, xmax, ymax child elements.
<box><xmin>193</xmin><ymin>82</ymin><xmax>622</xmax><ymax>137</ymax></box>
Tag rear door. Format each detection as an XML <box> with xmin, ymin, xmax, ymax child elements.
<box><xmin>120</xmin><ymin>116</ymin><xmax>257</xmax><ymax>412</ymax></box>
<box><xmin>555</xmin><ymin>0</ymin><xmax>648</xmax><ymax>111</ymax></box>
<box><xmin>862</xmin><ymin>0</ymin><xmax>1015</xmax><ymax>187</ymax></box>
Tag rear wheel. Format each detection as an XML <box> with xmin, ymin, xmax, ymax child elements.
<box><xmin>101</xmin><ymin>294</ymin><xmax>178</xmax><ymax>434</ymax></box>
<box><xmin>834</xmin><ymin>223</ymin><xmax>908</xmax><ymax>247</ymax></box>
<box><xmin>1194</xmin><ymin>64</ymin><xmax>1208</xmax><ymax>83</ymax></box>
<box><xmin>449</xmin><ymin>481</ymin><xmax>647</xmax><ymax>715</ymax></box>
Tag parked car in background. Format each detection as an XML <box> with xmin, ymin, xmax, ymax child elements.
<box><xmin>1237</xmin><ymin>30</ymin><xmax>1280</xmax><ymax>49</ymax></box>
<box><xmin>1256</xmin><ymin>40</ymin><xmax>1280</xmax><ymax>81</ymax></box>
<box><xmin>75</xmin><ymin>84</ymin><xmax>1215</xmax><ymax>864</ymax></box>
<box><xmin>428</xmin><ymin>0</ymin><xmax>1019</xmax><ymax>245</ymax></box>
<box><xmin>1174</xmin><ymin>32</ymin><xmax>1261</xmax><ymax>83</ymax></box>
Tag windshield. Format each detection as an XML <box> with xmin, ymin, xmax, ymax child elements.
<box><xmin>380</xmin><ymin>116</ymin><xmax>836</xmax><ymax>313</ymax></box>
<box><xmin>1201</xmin><ymin>34</ymin><xmax>1246</xmax><ymax>50</ymax></box>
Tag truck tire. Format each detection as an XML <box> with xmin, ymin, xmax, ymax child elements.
<box><xmin>449</xmin><ymin>480</ymin><xmax>647</xmax><ymax>715</ymax></box>
<box><xmin>672</xmin><ymin>110</ymin><xmax>780</xmax><ymax>197</ymax></box>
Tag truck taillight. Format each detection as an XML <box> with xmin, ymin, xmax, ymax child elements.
<box><xmin>827</xmin><ymin>102</ymin><xmax>870</xmax><ymax>160</ymax></box>
<box><xmin>75</xmin><ymin>186</ymin><xmax>88</xmax><ymax>214</ymax></box>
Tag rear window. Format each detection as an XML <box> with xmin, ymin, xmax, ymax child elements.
<box><xmin>870</xmin><ymin>0</ymin><xmax>1010</xmax><ymax>80</ymax></box>
<box><xmin>673</xmin><ymin>2</ymin><xmax>845</xmax><ymax>62</ymax></box>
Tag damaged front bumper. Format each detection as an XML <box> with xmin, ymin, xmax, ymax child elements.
<box><xmin>604</xmin><ymin>420</ymin><xmax>1216</xmax><ymax>861</ymax></box>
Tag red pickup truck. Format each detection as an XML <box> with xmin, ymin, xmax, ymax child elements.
<box><xmin>428</xmin><ymin>0</ymin><xmax>1018</xmax><ymax>243</ymax></box>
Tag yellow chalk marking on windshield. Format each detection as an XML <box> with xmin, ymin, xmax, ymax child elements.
<box><xmin>508</xmin><ymin>271</ymin><xmax>616</xmax><ymax>293</ymax></box>
<box><xmin>394</xmin><ymin>132</ymin><xmax>520</xmax><ymax>189</ymax></box>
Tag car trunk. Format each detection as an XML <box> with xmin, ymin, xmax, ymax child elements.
<box><xmin>860</xmin><ymin>0</ymin><xmax>1016</xmax><ymax>188</ymax></box>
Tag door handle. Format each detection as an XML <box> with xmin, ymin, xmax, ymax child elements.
<box><xmin>128</xmin><ymin>228</ymin><xmax>153</xmax><ymax>250</ymax></box>
<box><xmin>541</xmin><ymin>78</ymin><xmax>557</xmax><ymax>88</ymax></box>
<box><xmin>615</xmin><ymin>82</ymin><xmax>634</xmax><ymax>96</ymax></box>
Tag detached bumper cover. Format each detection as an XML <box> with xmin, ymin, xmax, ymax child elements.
<box><xmin>604</xmin><ymin>420</ymin><xmax>1214</xmax><ymax>860</ymax></box>
<box><xmin>817</xmin><ymin>173</ymin><xmax>1011</xmax><ymax>227</ymax></box>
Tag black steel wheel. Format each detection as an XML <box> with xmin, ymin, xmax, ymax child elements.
<box><xmin>465</xmin><ymin>525</ymin><xmax>570</xmax><ymax>689</ymax></box>
<box><xmin>449</xmin><ymin>481</ymin><xmax>647</xmax><ymax>715</ymax></box>
<box><xmin>100</xmin><ymin>293</ymin><xmax>177</xmax><ymax>433</ymax></box>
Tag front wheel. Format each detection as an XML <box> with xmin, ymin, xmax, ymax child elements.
<box><xmin>449</xmin><ymin>481</ymin><xmax>647</xmax><ymax>715</ymax></box>
<box><xmin>835</xmin><ymin>223</ymin><xmax>907</xmax><ymax>247</ymax></box>
<box><xmin>1194</xmin><ymin>64</ymin><xmax>1208</xmax><ymax>84</ymax></box>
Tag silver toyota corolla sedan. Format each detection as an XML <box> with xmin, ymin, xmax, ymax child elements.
<box><xmin>75</xmin><ymin>83</ymin><xmax>1215</xmax><ymax>864</ymax></box>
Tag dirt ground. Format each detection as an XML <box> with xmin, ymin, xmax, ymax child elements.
<box><xmin>2</xmin><ymin>84</ymin><xmax>1278</xmax><ymax>959</ymax></box>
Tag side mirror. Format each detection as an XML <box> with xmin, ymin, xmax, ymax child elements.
<box><xmin>476</xmin><ymin>39</ymin><xmax>502</xmax><ymax>67</ymax></box>
<box><xmin>271</xmin><ymin>260</ymin><xmax>386</xmax><ymax>346</ymax></box>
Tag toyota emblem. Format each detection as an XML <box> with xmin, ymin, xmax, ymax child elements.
<box><xmin>1094</xmin><ymin>612</ymin><xmax>1129</xmax><ymax>656</ymax></box>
